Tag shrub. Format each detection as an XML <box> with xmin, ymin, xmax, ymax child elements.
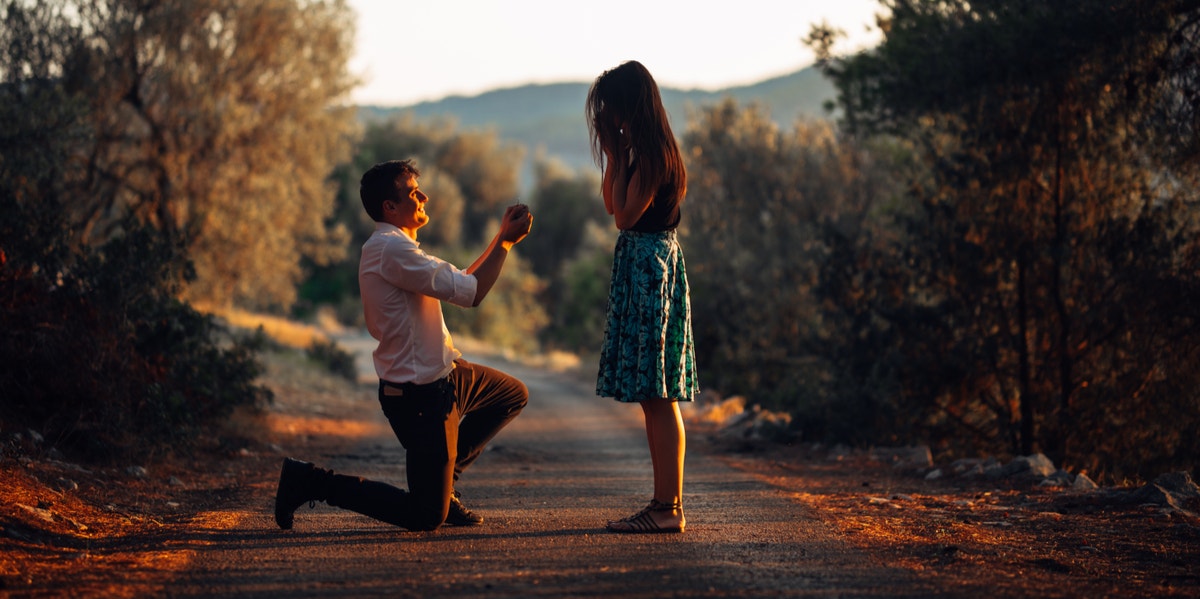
<box><xmin>307</xmin><ymin>337</ymin><xmax>360</xmax><ymax>383</ymax></box>
<box><xmin>0</xmin><ymin>212</ymin><xmax>272</xmax><ymax>462</ymax></box>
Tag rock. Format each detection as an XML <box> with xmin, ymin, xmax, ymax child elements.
<box><xmin>1038</xmin><ymin>469</ymin><xmax>1075</xmax><ymax>487</ymax></box>
<box><xmin>1127</xmin><ymin>484</ymin><xmax>1180</xmax><ymax>509</ymax></box>
<box><xmin>869</xmin><ymin>446</ymin><xmax>933</xmax><ymax>469</ymax></box>
<box><xmin>46</xmin><ymin>459</ymin><xmax>91</xmax><ymax>474</ymax></box>
<box><xmin>993</xmin><ymin>454</ymin><xmax>1056</xmax><ymax>479</ymax></box>
<box><xmin>1122</xmin><ymin>474</ymin><xmax>1195</xmax><ymax>510</ymax></box>
<box><xmin>954</xmin><ymin>457</ymin><xmax>1002</xmax><ymax>478</ymax></box>
<box><xmin>716</xmin><ymin>405</ymin><xmax>793</xmax><ymax>442</ymax></box>
<box><xmin>1123</xmin><ymin>472</ymin><xmax>1200</xmax><ymax>515</ymax></box>
<box><xmin>52</xmin><ymin>478</ymin><xmax>78</xmax><ymax>492</ymax></box>
<box><xmin>1153</xmin><ymin>472</ymin><xmax>1199</xmax><ymax>499</ymax></box>
<box><xmin>126</xmin><ymin>465</ymin><xmax>149</xmax><ymax>478</ymax></box>
<box><xmin>925</xmin><ymin>468</ymin><xmax>944</xmax><ymax>480</ymax></box>
<box><xmin>1071</xmin><ymin>473</ymin><xmax>1099</xmax><ymax>492</ymax></box>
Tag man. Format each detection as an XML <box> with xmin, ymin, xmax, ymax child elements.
<box><xmin>274</xmin><ymin>159</ymin><xmax>533</xmax><ymax>531</ymax></box>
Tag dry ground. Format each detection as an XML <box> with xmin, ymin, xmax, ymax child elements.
<box><xmin>2</xmin><ymin>346</ymin><xmax>1198</xmax><ymax>598</ymax></box>
<box><xmin>712</xmin><ymin>440</ymin><xmax>1200</xmax><ymax>597</ymax></box>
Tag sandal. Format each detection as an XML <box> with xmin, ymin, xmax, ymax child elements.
<box><xmin>606</xmin><ymin>499</ymin><xmax>685</xmax><ymax>534</ymax></box>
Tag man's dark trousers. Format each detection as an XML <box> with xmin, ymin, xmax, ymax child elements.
<box><xmin>323</xmin><ymin>358</ymin><xmax>527</xmax><ymax>530</ymax></box>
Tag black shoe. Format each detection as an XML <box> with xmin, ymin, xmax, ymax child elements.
<box><xmin>446</xmin><ymin>490</ymin><xmax>483</xmax><ymax>526</ymax></box>
<box><xmin>275</xmin><ymin>458</ymin><xmax>324</xmax><ymax>530</ymax></box>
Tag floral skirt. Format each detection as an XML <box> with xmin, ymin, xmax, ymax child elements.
<box><xmin>596</xmin><ymin>230</ymin><xmax>699</xmax><ymax>403</ymax></box>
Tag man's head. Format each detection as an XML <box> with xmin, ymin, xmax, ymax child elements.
<box><xmin>360</xmin><ymin>159</ymin><xmax>429</xmax><ymax>235</ymax></box>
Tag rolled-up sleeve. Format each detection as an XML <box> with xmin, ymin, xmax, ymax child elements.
<box><xmin>377</xmin><ymin>236</ymin><xmax>478</xmax><ymax>308</ymax></box>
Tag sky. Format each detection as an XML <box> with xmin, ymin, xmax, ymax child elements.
<box><xmin>346</xmin><ymin>0</ymin><xmax>885</xmax><ymax>107</ymax></box>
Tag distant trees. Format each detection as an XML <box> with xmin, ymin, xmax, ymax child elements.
<box><xmin>308</xmin><ymin>115</ymin><xmax>552</xmax><ymax>352</ymax></box>
<box><xmin>338</xmin><ymin>113</ymin><xmax>526</xmax><ymax>249</ymax></box>
<box><xmin>802</xmin><ymin>0</ymin><xmax>1200</xmax><ymax>477</ymax></box>
<box><xmin>521</xmin><ymin>159</ymin><xmax>613</xmax><ymax>353</ymax></box>
<box><xmin>3</xmin><ymin>0</ymin><xmax>359</xmax><ymax>309</ymax></box>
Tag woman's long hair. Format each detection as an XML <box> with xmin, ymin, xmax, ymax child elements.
<box><xmin>586</xmin><ymin>60</ymin><xmax>687</xmax><ymax>204</ymax></box>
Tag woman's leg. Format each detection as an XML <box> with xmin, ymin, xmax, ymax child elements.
<box><xmin>641</xmin><ymin>398</ymin><xmax>685</xmax><ymax>528</ymax></box>
<box><xmin>642</xmin><ymin>402</ymin><xmax>659</xmax><ymax>494</ymax></box>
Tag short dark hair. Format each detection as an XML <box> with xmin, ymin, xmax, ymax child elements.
<box><xmin>360</xmin><ymin>159</ymin><xmax>421</xmax><ymax>222</ymax></box>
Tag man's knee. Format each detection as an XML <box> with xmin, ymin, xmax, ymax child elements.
<box><xmin>513</xmin><ymin>380</ymin><xmax>530</xmax><ymax>411</ymax></box>
<box><xmin>407</xmin><ymin>502</ymin><xmax>448</xmax><ymax>531</ymax></box>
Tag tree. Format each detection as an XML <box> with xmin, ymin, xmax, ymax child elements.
<box><xmin>302</xmin><ymin>115</ymin><xmax>526</xmax><ymax>312</ymax></box>
<box><xmin>1</xmin><ymin>3</ymin><xmax>271</xmax><ymax>460</ymax></box>
<box><xmin>811</xmin><ymin>0</ymin><xmax>1200</xmax><ymax>478</ymax></box>
<box><xmin>521</xmin><ymin>159</ymin><xmax>607</xmax><ymax>280</ymax></box>
<box><xmin>433</xmin><ymin>128</ymin><xmax>525</xmax><ymax>245</ymax></box>
<box><xmin>4</xmin><ymin>0</ymin><xmax>359</xmax><ymax>310</ymax></box>
<box><xmin>440</xmin><ymin>242</ymin><xmax>549</xmax><ymax>355</ymax></box>
<box><xmin>301</xmin><ymin>116</ymin><xmax>550</xmax><ymax>353</ymax></box>
<box><xmin>682</xmin><ymin>99</ymin><xmax>906</xmax><ymax>431</ymax></box>
<box><xmin>521</xmin><ymin>158</ymin><xmax>613</xmax><ymax>352</ymax></box>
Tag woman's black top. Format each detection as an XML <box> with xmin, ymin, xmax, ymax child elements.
<box><xmin>629</xmin><ymin>181</ymin><xmax>681</xmax><ymax>233</ymax></box>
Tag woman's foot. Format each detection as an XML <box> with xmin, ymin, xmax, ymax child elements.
<box><xmin>606</xmin><ymin>499</ymin><xmax>685</xmax><ymax>533</ymax></box>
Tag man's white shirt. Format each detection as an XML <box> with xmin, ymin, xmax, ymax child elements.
<box><xmin>358</xmin><ymin>223</ymin><xmax>478</xmax><ymax>385</ymax></box>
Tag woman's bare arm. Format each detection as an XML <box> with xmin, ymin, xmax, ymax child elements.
<box><xmin>611</xmin><ymin>155</ymin><xmax>653</xmax><ymax>230</ymax></box>
<box><xmin>601</xmin><ymin>151</ymin><xmax>616</xmax><ymax>215</ymax></box>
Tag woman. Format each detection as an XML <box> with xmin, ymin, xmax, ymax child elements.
<box><xmin>586</xmin><ymin>60</ymin><xmax>699</xmax><ymax>534</ymax></box>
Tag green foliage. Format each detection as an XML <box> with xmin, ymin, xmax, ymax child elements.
<box><xmin>3</xmin><ymin>0</ymin><xmax>359</xmax><ymax>311</ymax></box>
<box><xmin>319</xmin><ymin>112</ymin><xmax>542</xmax><ymax>343</ymax></box>
<box><xmin>438</xmin><ymin>244</ymin><xmax>549</xmax><ymax>355</ymax></box>
<box><xmin>682</xmin><ymin>100</ymin><xmax>907</xmax><ymax>436</ymax></box>
<box><xmin>519</xmin><ymin>159</ymin><xmax>615</xmax><ymax>352</ymax></box>
<box><xmin>548</xmin><ymin>226</ymin><xmax>615</xmax><ymax>353</ymax></box>
<box><xmin>521</xmin><ymin>160</ymin><xmax>608</xmax><ymax>280</ymax></box>
<box><xmin>0</xmin><ymin>212</ymin><xmax>272</xmax><ymax>462</ymax></box>
<box><xmin>306</xmin><ymin>338</ymin><xmax>359</xmax><ymax>383</ymax></box>
<box><xmin>301</xmin><ymin>115</ymin><xmax>525</xmax><ymax>315</ymax></box>
<box><xmin>806</xmin><ymin>0</ymin><xmax>1200</xmax><ymax>479</ymax></box>
<box><xmin>2</xmin><ymin>4</ymin><xmax>273</xmax><ymax>462</ymax></box>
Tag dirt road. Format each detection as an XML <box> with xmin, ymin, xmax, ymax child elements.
<box><xmin>163</xmin><ymin>354</ymin><xmax>923</xmax><ymax>598</ymax></box>
<box><xmin>6</xmin><ymin>343</ymin><xmax>1197</xmax><ymax>597</ymax></box>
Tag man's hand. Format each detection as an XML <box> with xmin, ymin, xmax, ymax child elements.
<box><xmin>499</xmin><ymin>203</ymin><xmax>533</xmax><ymax>246</ymax></box>
<box><xmin>467</xmin><ymin>203</ymin><xmax>534</xmax><ymax>306</ymax></box>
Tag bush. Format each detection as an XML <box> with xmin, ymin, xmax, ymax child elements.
<box><xmin>438</xmin><ymin>243</ymin><xmax>549</xmax><ymax>355</ymax></box>
<box><xmin>307</xmin><ymin>337</ymin><xmax>360</xmax><ymax>383</ymax></box>
<box><xmin>0</xmin><ymin>211</ymin><xmax>272</xmax><ymax>462</ymax></box>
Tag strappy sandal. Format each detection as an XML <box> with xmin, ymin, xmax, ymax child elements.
<box><xmin>606</xmin><ymin>499</ymin><xmax>685</xmax><ymax>534</ymax></box>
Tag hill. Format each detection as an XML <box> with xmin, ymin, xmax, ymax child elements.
<box><xmin>355</xmin><ymin>66</ymin><xmax>838</xmax><ymax>173</ymax></box>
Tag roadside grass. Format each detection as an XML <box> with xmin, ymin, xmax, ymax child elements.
<box><xmin>197</xmin><ymin>304</ymin><xmax>334</xmax><ymax>349</ymax></box>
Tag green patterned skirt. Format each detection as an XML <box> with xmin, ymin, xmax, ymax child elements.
<box><xmin>596</xmin><ymin>229</ymin><xmax>699</xmax><ymax>403</ymax></box>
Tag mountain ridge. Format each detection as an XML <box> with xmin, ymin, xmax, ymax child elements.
<box><xmin>356</xmin><ymin>65</ymin><xmax>837</xmax><ymax>172</ymax></box>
